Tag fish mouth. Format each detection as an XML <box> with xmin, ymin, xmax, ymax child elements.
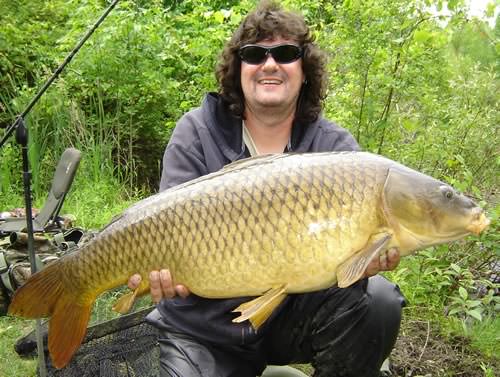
<box><xmin>397</xmin><ymin>224</ymin><xmax>468</xmax><ymax>254</ymax></box>
<box><xmin>466</xmin><ymin>212</ymin><xmax>490</xmax><ymax>235</ymax></box>
<box><xmin>398</xmin><ymin>214</ymin><xmax>489</xmax><ymax>254</ymax></box>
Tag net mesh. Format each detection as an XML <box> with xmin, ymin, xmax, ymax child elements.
<box><xmin>15</xmin><ymin>307</ymin><xmax>159</xmax><ymax>377</ymax></box>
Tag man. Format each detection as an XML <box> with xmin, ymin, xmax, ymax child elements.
<box><xmin>129</xmin><ymin>1</ymin><xmax>405</xmax><ymax>376</ymax></box>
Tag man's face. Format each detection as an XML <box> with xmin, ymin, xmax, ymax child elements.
<box><xmin>240</xmin><ymin>37</ymin><xmax>305</xmax><ymax>115</ymax></box>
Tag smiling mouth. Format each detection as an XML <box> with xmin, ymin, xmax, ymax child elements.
<box><xmin>258</xmin><ymin>79</ymin><xmax>283</xmax><ymax>85</ymax></box>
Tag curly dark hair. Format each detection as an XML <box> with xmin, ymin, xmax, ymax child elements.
<box><xmin>215</xmin><ymin>0</ymin><xmax>328</xmax><ymax>124</ymax></box>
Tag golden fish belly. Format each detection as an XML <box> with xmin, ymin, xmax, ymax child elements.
<box><xmin>66</xmin><ymin>152</ymin><xmax>390</xmax><ymax>299</ymax></box>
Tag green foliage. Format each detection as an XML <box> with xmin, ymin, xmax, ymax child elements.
<box><xmin>2</xmin><ymin>0</ymin><xmax>496</xmax><ymax>191</ymax></box>
<box><xmin>469</xmin><ymin>316</ymin><xmax>500</xmax><ymax>360</ymax></box>
<box><xmin>388</xmin><ymin>206</ymin><xmax>499</xmax><ymax>351</ymax></box>
<box><xmin>0</xmin><ymin>0</ymin><xmax>73</xmax><ymax>103</ymax></box>
<box><xmin>0</xmin><ymin>0</ymin><xmax>256</xmax><ymax>191</ymax></box>
<box><xmin>450</xmin><ymin>18</ymin><xmax>498</xmax><ymax>70</ymax></box>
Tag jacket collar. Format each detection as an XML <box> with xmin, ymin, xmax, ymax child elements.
<box><xmin>203</xmin><ymin>93</ymin><xmax>244</xmax><ymax>161</ymax></box>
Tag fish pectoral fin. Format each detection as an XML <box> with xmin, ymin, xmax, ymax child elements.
<box><xmin>232</xmin><ymin>285</ymin><xmax>287</xmax><ymax>329</ymax></box>
<box><xmin>337</xmin><ymin>233</ymin><xmax>392</xmax><ymax>288</ymax></box>
<box><xmin>112</xmin><ymin>280</ymin><xmax>150</xmax><ymax>314</ymax></box>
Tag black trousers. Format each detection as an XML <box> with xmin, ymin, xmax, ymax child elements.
<box><xmin>149</xmin><ymin>275</ymin><xmax>405</xmax><ymax>377</ymax></box>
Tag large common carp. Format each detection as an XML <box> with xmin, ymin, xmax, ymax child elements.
<box><xmin>9</xmin><ymin>152</ymin><xmax>489</xmax><ymax>368</ymax></box>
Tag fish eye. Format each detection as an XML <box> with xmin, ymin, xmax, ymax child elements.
<box><xmin>440</xmin><ymin>186</ymin><xmax>454</xmax><ymax>199</ymax></box>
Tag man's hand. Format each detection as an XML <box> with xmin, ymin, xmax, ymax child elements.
<box><xmin>128</xmin><ymin>269</ymin><xmax>190</xmax><ymax>303</ymax></box>
<box><xmin>364</xmin><ymin>248</ymin><xmax>400</xmax><ymax>278</ymax></box>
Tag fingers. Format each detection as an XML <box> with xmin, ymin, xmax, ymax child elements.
<box><xmin>149</xmin><ymin>269</ymin><xmax>190</xmax><ymax>303</ymax></box>
<box><xmin>149</xmin><ymin>270</ymin><xmax>174</xmax><ymax>303</ymax></box>
<box><xmin>386</xmin><ymin>248</ymin><xmax>401</xmax><ymax>270</ymax></box>
<box><xmin>363</xmin><ymin>248</ymin><xmax>401</xmax><ymax>278</ymax></box>
<box><xmin>128</xmin><ymin>274</ymin><xmax>142</xmax><ymax>290</ymax></box>
<box><xmin>175</xmin><ymin>284</ymin><xmax>190</xmax><ymax>298</ymax></box>
<box><xmin>379</xmin><ymin>250</ymin><xmax>389</xmax><ymax>271</ymax></box>
<box><xmin>160</xmin><ymin>269</ymin><xmax>176</xmax><ymax>298</ymax></box>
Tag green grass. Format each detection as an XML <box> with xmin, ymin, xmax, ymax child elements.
<box><xmin>385</xmin><ymin>253</ymin><xmax>500</xmax><ymax>363</ymax></box>
<box><xmin>448</xmin><ymin>315</ymin><xmax>500</xmax><ymax>359</ymax></box>
<box><xmin>0</xmin><ymin>316</ymin><xmax>37</xmax><ymax>377</ymax></box>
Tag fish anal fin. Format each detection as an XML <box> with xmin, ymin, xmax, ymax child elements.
<box><xmin>234</xmin><ymin>291</ymin><xmax>271</xmax><ymax>312</ymax></box>
<box><xmin>337</xmin><ymin>233</ymin><xmax>392</xmax><ymax>288</ymax></box>
<box><xmin>48</xmin><ymin>294</ymin><xmax>93</xmax><ymax>369</ymax></box>
<box><xmin>113</xmin><ymin>279</ymin><xmax>150</xmax><ymax>314</ymax></box>
<box><xmin>232</xmin><ymin>285</ymin><xmax>287</xmax><ymax>329</ymax></box>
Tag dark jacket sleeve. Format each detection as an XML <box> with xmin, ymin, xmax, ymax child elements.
<box><xmin>323</xmin><ymin>120</ymin><xmax>361</xmax><ymax>152</ymax></box>
<box><xmin>332</xmin><ymin>128</ymin><xmax>361</xmax><ymax>152</ymax></box>
<box><xmin>305</xmin><ymin>117</ymin><xmax>361</xmax><ymax>153</ymax></box>
<box><xmin>159</xmin><ymin>115</ymin><xmax>209</xmax><ymax>191</ymax></box>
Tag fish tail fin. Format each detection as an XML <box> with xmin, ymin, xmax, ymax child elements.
<box><xmin>8</xmin><ymin>261</ymin><xmax>65</xmax><ymax>317</ymax></box>
<box><xmin>49</xmin><ymin>294</ymin><xmax>92</xmax><ymax>368</ymax></box>
<box><xmin>8</xmin><ymin>261</ymin><xmax>94</xmax><ymax>369</ymax></box>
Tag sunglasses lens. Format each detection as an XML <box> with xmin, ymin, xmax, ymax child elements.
<box><xmin>239</xmin><ymin>44</ymin><xmax>302</xmax><ymax>64</ymax></box>
<box><xmin>239</xmin><ymin>46</ymin><xmax>267</xmax><ymax>64</ymax></box>
<box><xmin>272</xmin><ymin>45</ymin><xmax>301</xmax><ymax>63</ymax></box>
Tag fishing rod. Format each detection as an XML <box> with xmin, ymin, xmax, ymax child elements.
<box><xmin>0</xmin><ymin>0</ymin><xmax>120</xmax><ymax>375</ymax></box>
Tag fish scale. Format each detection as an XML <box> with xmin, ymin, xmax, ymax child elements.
<box><xmin>8</xmin><ymin>152</ymin><xmax>490</xmax><ymax>369</ymax></box>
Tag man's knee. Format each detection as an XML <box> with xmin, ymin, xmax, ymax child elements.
<box><xmin>366</xmin><ymin>275</ymin><xmax>406</xmax><ymax>333</ymax></box>
<box><xmin>158</xmin><ymin>333</ymin><xmax>259</xmax><ymax>377</ymax></box>
<box><xmin>310</xmin><ymin>276</ymin><xmax>405</xmax><ymax>377</ymax></box>
<box><xmin>365</xmin><ymin>275</ymin><xmax>406</xmax><ymax>359</ymax></box>
<box><xmin>158</xmin><ymin>331</ymin><xmax>209</xmax><ymax>377</ymax></box>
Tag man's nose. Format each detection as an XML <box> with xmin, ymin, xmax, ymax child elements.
<box><xmin>261</xmin><ymin>54</ymin><xmax>279</xmax><ymax>70</ymax></box>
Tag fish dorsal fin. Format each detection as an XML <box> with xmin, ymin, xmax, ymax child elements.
<box><xmin>232</xmin><ymin>284</ymin><xmax>287</xmax><ymax>329</ymax></box>
<box><xmin>171</xmin><ymin>154</ymin><xmax>281</xmax><ymax>195</ymax></box>
<box><xmin>221</xmin><ymin>153</ymin><xmax>287</xmax><ymax>173</ymax></box>
<box><xmin>112</xmin><ymin>154</ymin><xmax>288</xmax><ymax>226</ymax></box>
<box><xmin>337</xmin><ymin>233</ymin><xmax>392</xmax><ymax>288</ymax></box>
<box><xmin>174</xmin><ymin>154</ymin><xmax>285</xmax><ymax>191</ymax></box>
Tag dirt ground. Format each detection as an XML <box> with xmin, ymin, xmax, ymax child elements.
<box><xmin>389</xmin><ymin>320</ymin><xmax>499</xmax><ymax>377</ymax></box>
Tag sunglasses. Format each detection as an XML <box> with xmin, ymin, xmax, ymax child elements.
<box><xmin>238</xmin><ymin>44</ymin><xmax>303</xmax><ymax>65</ymax></box>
